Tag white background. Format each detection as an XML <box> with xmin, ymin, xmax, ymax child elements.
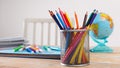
<box><xmin>0</xmin><ymin>0</ymin><xmax>120</xmax><ymax>47</ymax></box>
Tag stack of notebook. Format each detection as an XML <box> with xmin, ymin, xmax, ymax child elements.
<box><xmin>0</xmin><ymin>37</ymin><xmax>27</xmax><ymax>48</ymax></box>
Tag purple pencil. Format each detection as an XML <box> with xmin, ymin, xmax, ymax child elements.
<box><xmin>89</xmin><ymin>10</ymin><xmax>98</xmax><ymax>25</ymax></box>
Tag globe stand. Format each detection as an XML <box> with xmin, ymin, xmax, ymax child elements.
<box><xmin>90</xmin><ymin>43</ymin><xmax>113</xmax><ymax>53</ymax></box>
<box><xmin>90</xmin><ymin>32</ymin><xmax>113</xmax><ymax>53</ymax></box>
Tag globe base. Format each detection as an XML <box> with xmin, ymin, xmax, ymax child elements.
<box><xmin>90</xmin><ymin>45</ymin><xmax>113</xmax><ymax>53</ymax></box>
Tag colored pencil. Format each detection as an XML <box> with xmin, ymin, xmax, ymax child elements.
<box><xmin>62</xmin><ymin>31</ymin><xmax>85</xmax><ymax>63</ymax></box>
<box><xmin>89</xmin><ymin>10</ymin><xmax>98</xmax><ymax>25</ymax></box>
<box><xmin>74</xmin><ymin>12</ymin><xmax>79</xmax><ymax>29</ymax></box>
<box><xmin>48</xmin><ymin>10</ymin><xmax>63</xmax><ymax>30</ymax></box>
<box><xmin>65</xmin><ymin>12</ymin><xmax>74</xmax><ymax>28</ymax></box>
<box><xmin>63</xmin><ymin>12</ymin><xmax>71</xmax><ymax>29</ymax></box>
<box><xmin>69</xmin><ymin>31</ymin><xmax>87</xmax><ymax>64</ymax></box>
<box><xmin>85</xmin><ymin>9</ymin><xmax>96</xmax><ymax>27</ymax></box>
<box><xmin>59</xmin><ymin>8</ymin><xmax>70</xmax><ymax>29</ymax></box>
<box><xmin>55</xmin><ymin>10</ymin><xmax>67</xmax><ymax>29</ymax></box>
<box><xmin>82</xmin><ymin>12</ymin><xmax>88</xmax><ymax>28</ymax></box>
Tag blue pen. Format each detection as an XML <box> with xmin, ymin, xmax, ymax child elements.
<box><xmin>29</xmin><ymin>48</ymin><xmax>37</xmax><ymax>53</ymax></box>
<box><xmin>25</xmin><ymin>47</ymin><xmax>34</xmax><ymax>53</ymax></box>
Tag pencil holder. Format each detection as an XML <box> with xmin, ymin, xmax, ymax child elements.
<box><xmin>60</xmin><ymin>29</ymin><xmax>89</xmax><ymax>66</ymax></box>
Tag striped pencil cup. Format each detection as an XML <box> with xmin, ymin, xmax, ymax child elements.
<box><xmin>60</xmin><ymin>29</ymin><xmax>89</xmax><ymax>66</ymax></box>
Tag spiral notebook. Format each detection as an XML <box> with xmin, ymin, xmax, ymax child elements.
<box><xmin>0</xmin><ymin>46</ymin><xmax>60</xmax><ymax>59</ymax></box>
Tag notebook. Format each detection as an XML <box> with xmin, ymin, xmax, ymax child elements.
<box><xmin>0</xmin><ymin>37</ymin><xmax>27</xmax><ymax>48</ymax></box>
<box><xmin>0</xmin><ymin>46</ymin><xmax>60</xmax><ymax>59</ymax></box>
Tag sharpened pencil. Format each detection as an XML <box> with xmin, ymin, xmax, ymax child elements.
<box><xmin>82</xmin><ymin>12</ymin><xmax>88</xmax><ymax>28</ymax></box>
<box><xmin>74</xmin><ymin>12</ymin><xmax>79</xmax><ymax>29</ymax></box>
<box><xmin>48</xmin><ymin>10</ymin><xmax>63</xmax><ymax>30</ymax></box>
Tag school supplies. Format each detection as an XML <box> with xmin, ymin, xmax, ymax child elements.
<box><xmin>49</xmin><ymin>8</ymin><xmax>98</xmax><ymax>66</ymax></box>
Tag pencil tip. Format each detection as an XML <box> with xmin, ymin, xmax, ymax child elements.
<box><xmin>96</xmin><ymin>10</ymin><xmax>98</xmax><ymax>13</ymax></box>
<box><xmin>86</xmin><ymin>11</ymin><xmax>88</xmax><ymax>14</ymax></box>
<box><xmin>58</xmin><ymin>8</ymin><xmax>60</xmax><ymax>10</ymax></box>
<box><xmin>48</xmin><ymin>10</ymin><xmax>54</xmax><ymax>16</ymax></box>
<box><xmin>48</xmin><ymin>10</ymin><xmax>51</xmax><ymax>12</ymax></box>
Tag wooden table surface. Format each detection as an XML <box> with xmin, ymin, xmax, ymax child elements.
<box><xmin>0</xmin><ymin>47</ymin><xmax>120</xmax><ymax>68</ymax></box>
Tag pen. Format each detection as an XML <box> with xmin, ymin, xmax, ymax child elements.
<box><xmin>14</xmin><ymin>45</ymin><xmax>24</xmax><ymax>52</ymax></box>
<box><xmin>25</xmin><ymin>47</ymin><xmax>34</xmax><ymax>53</ymax></box>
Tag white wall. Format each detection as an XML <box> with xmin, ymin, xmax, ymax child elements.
<box><xmin>0</xmin><ymin>0</ymin><xmax>120</xmax><ymax>46</ymax></box>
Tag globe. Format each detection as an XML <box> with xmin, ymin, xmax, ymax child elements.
<box><xmin>89</xmin><ymin>12</ymin><xmax>114</xmax><ymax>53</ymax></box>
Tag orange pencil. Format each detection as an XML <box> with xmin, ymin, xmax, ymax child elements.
<box><xmin>74</xmin><ymin>12</ymin><xmax>79</xmax><ymax>29</ymax></box>
<box><xmin>81</xmin><ymin>49</ymin><xmax>87</xmax><ymax>64</ymax></box>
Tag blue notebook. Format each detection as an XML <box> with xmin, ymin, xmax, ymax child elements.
<box><xmin>0</xmin><ymin>46</ymin><xmax>61</xmax><ymax>59</ymax></box>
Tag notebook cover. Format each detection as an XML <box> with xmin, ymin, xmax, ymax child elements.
<box><xmin>0</xmin><ymin>46</ymin><xmax>60</xmax><ymax>59</ymax></box>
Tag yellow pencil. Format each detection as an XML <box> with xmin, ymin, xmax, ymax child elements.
<box><xmin>77</xmin><ymin>43</ymin><xmax>84</xmax><ymax>64</ymax></box>
<box><xmin>77</xmin><ymin>32</ymin><xmax>87</xmax><ymax>64</ymax></box>
<box><xmin>65</xmin><ymin>12</ymin><xmax>74</xmax><ymax>29</ymax></box>
<box><xmin>69</xmin><ymin>31</ymin><xmax>87</xmax><ymax>64</ymax></box>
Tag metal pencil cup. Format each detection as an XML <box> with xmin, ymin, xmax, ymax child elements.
<box><xmin>60</xmin><ymin>29</ymin><xmax>89</xmax><ymax>66</ymax></box>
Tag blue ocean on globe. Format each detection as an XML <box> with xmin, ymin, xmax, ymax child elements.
<box><xmin>90</xmin><ymin>13</ymin><xmax>114</xmax><ymax>40</ymax></box>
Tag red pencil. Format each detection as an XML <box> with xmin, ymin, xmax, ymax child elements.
<box><xmin>59</xmin><ymin>8</ymin><xmax>70</xmax><ymax>29</ymax></box>
<box><xmin>63</xmin><ymin>12</ymin><xmax>71</xmax><ymax>28</ymax></box>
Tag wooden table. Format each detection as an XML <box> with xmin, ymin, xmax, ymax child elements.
<box><xmin>0</xmin><ymin>47</ymin><xmax>120</xmax><ymax>68</ymax></box>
